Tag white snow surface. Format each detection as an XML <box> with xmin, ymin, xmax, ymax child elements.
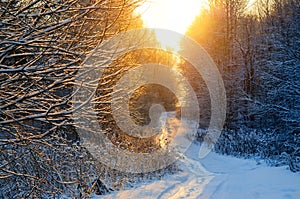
<box><xmin>95</xmin><ymin>143</ymin><xmax>300</xmax><ymax>199</ymax></box>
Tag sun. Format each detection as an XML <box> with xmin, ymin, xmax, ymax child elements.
<box><xmin>136</xmin><ymin>0</ymin><xmax>208</xmax><ymax>51</ymax></box>
<box><xmin>136</xmin><ymin>0</ymin><xmax>208</xmax><ymax>35</ymax></box>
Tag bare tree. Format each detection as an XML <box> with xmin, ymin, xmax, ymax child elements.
<box><xmin>0</xmin><ymin>0</ymin><xmax>142</xmax><ymax>197</ymax></box>
<box><xmin>187</xmin><ymin>0</ymin><xmax>300</xmax><ymax>171</ymax></box>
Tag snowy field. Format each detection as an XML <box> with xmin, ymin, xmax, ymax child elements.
<box><xmin>95</xmin><ymin>143</ymin><xmax>300</xmax><ymax>199</ymax></box>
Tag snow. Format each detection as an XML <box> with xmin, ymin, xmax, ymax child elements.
<box><xmin>94</xmin><ymin>143</ymin><xmax>300</xmax><ymax>199</ymax></box>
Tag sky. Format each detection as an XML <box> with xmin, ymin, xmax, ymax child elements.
<box><xmin>136</xmin><ymin>0</ymin><xmax>208</xmax><ymax>34</ymax></box>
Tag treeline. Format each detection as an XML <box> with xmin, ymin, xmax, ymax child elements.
<box><xmin>0</xmin><ymin>0</ymin><xmax>144</xmax><ymax>197</ymax></box>
<box><xmin>187</xmin><ymin>0</ymin><xmax>300</xmax><ymax>171</ymax></box>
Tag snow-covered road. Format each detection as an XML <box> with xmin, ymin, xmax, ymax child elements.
<box><xmin>97</xmin><ymin>143</ymin><xmax>300</xmax><ymax>199</ymax></box>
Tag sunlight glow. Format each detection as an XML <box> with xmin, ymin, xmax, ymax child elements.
<box><xmin>245</xmin><ymin>0</ymin><xmax>258</xmax><ymax>14</ymax></box>
<box><xmin>136</xmin><ymin>0</ymin><xmax>208</xmax><ymax>51</ymax></box>
<box><xmin>137</xmin><ymin>0</ymin><xmax>208</xmax><ymax>34</ymax></box>
<box><xmin>136</xmin><ymin>1</ymin><xmax>260</xmax><ymax>51</ymax></box>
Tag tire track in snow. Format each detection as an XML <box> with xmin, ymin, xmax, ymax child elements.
<box><xmin>157</xmin><ymin>154</ymin><xmax>216</xmax><ymax>199</ymax></box>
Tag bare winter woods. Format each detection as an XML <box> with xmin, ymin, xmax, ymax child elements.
<box><xmin>0</xmin><ymin>0</ymin><xmax>144</xmax><ymax>197</ymax></box>
<box><xmin>0</xmin><ymin>0</ymin><xmax>299</xmax><ymax>198</ymax></box>
<box><xmin>187</xmin><ymin>0</ymin><xmax>300</xmax><ymax>171</ymax></box>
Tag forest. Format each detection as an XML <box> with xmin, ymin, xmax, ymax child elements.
<box><xmin>187</xmin><ymin>0</ymin><xmax>300</xmax><ymax>171</ymax></box>
<box><xmin>0</xmin><ymin>0</ymin><xmax>299</xmax><ymax>198</ymax></box>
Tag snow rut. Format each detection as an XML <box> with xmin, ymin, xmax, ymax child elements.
<box><xmin>156</xmin><ymin>155</ymin><xmax>215</xmax><ymax>199</ymax></box>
